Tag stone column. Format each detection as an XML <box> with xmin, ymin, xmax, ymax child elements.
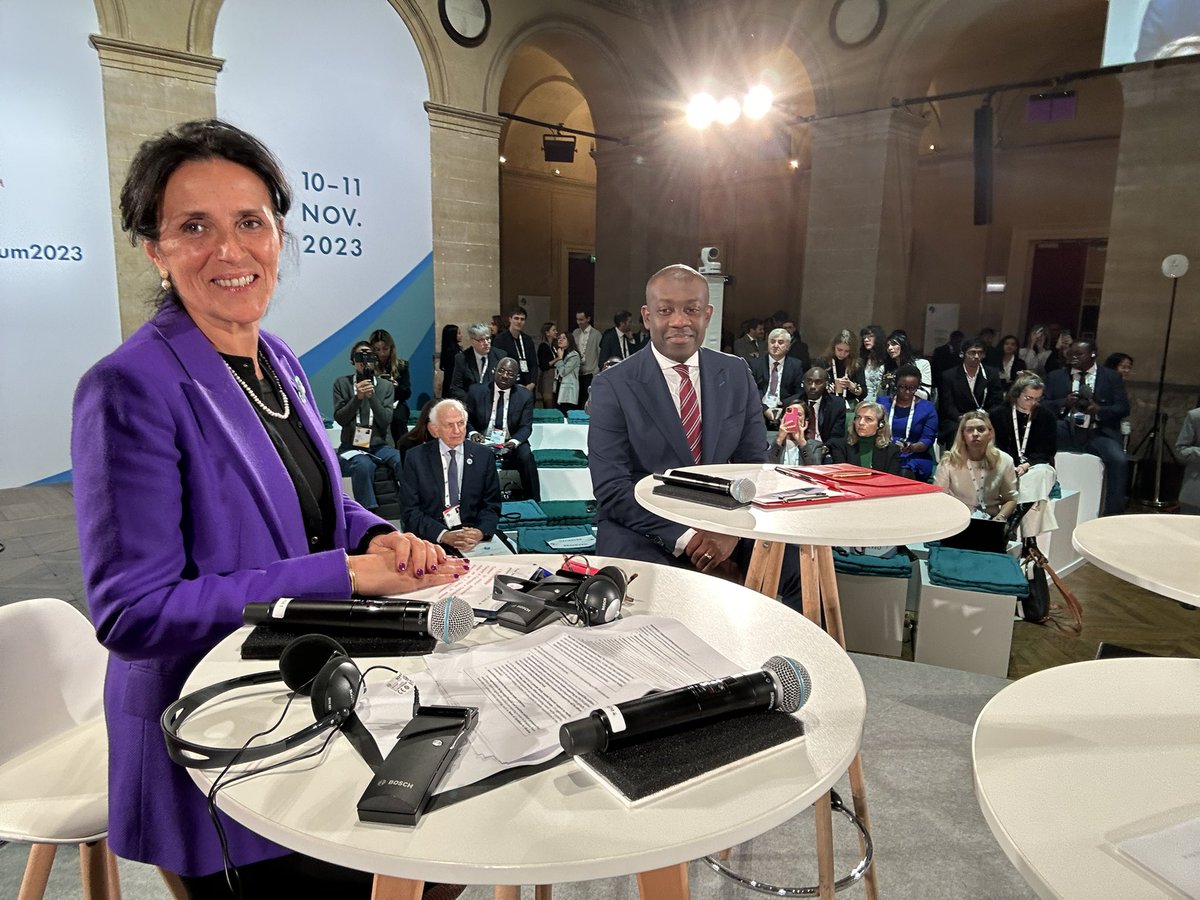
<box><xmin>800</xmin><ymin>108</ymin><xmax>925</xmax><ymax>344</ymax></box>
<box><xmin>593</xmin><ymin>143</ymin><xmax>653</xmax><ymax>321</ymax></box>
<box><xmin>91</xmin><ymin>35</ymin><xmax>222</xmax><ymax>337</ymax></box>
<box><xmin>1102</xmin><ymin>64</ymin><xmax>1200</xmax><ymax>394</ymax></box>
<box><xmin>425</xmin><ymin>102</ymin><xmax>504</xmax><ymax>346</ymax></box>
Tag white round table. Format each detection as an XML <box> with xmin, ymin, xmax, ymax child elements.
<box><xmin>636</xmin><ymin>464</ymin><xmax>968</xmax><ymax>900</ymax></box>
<box><xmin>1072</xmin><ymin>514</ymin><xmax>1200</xmax><ymax>608</ymax></box>
<box><xmin>178</xmin><ymin>555</ymin><xmax>867</xmax><ymax>900</ymax></box>
<box><xmin>973</xmin><ymin>657</ymin><xmax>1200</xmax><ymax>899</ymax></box>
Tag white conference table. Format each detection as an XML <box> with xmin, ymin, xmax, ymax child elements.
<box><xmin>636</xmin><ymin>464</ymin><xmax>969</xmax><ymax>900</ymax></box>
<box><xmin>179</xmin><ymin>555</ymin><xmax>867</xmax><ymax>900</ymax></box>
<box><xmin>1071</xmin><ymin>514</ymin><xmax>1200</xmax><ymax>608</ymax></box>
<box><xmin>972</xmin><ymin>657</ymin><xmax>1200</xmax><ymax>899</ymax></box>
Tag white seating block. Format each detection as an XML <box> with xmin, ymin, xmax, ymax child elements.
<box><xmin>836</xmin><ymin>572</ymin><xmax>907</xmax><ymax>657</ymax></box>
<box><xmin>913</xmin><ymin>560</ymin><xmax>1016</xmax><ymax>678</ymax></box>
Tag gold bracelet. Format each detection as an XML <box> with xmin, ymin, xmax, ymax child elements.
<box><xmin>346</xmin><ymin>554</ymin><xmax>358</xmax><ymax>596</ymax></box>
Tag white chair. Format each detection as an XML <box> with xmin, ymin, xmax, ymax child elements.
<box><xmin>0</xmin><ymin>598</ymin><xmax>118</xmax><ymax>900</ymax></box>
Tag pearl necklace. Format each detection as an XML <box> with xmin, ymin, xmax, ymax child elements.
<box><xmin>225</xmin><ymin>352</ymin><xmax>291</xmax><ymax>421</ymax></box>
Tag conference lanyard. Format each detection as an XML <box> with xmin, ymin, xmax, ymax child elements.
<box><xmin>888</xmin><ymin>401</ymin><xmax>915</xmax><ymax>445</ymax></box>
<box><xmin>1012</xmin><ymin>406</ymin><xmax>1031</xmax><ymax>463</ymax></box>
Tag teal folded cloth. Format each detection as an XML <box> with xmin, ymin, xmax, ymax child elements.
<box><xmin>567</xmin><ymin>410</ymin><xmax>590</xmax><ymax>424</ymax></box>
<box><xmin>538</xmin><ymin>499</ymin><xmax>596</xmax><ymax>526</ymax></box>
<box><xmin>1049</xmin><ymin>481</ymin><xmax>1062</xmax><ymax>499</ymax></box>
<box><xmin>532</xmin><ymin>448</ymin><xmax>589</xmax><ymax>468</ymax></box>
<box><xmin>832</xmin><ymin>551</ymin><xmax>912</xmax><ymax>579</ymax></box>
<box><xmin>927</xmin><ymin>545</ymin><xmax>1028</xmax><ymax>596</ymax></box>
<box><xmin>501</xmin><ymin>500</ymin><xmax>546</xmax><ymax>526</ymax></box>
<box><xmin>516</xmin><ymin>525</ymin><xmax>596</xmax><ymax>554</ymax></box>
<box><xmin>533</xmin><ymin>409</ymin><xmax>566</xmax><ymax>423</ymax></box>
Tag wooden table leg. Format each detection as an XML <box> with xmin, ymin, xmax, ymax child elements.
<box><xmin>745</xmin><ymin>539</ymin><xmax>785</xmax><ymax>598</ymax></box>
<box><xmin>798</xmin><ymin>544</ymin><xmax>822</xmax><ymax>625</ymax></box>
<box><xmin>816</xmin><ymin>545</ymin><xmax>880</xmax><ymax>900</ymax></box>
<box><xmin>636</xmin><ymin>861</ymin><xmax>689</xmax><ymax>900</ymax></box>
<box><xmin>814</xmin><ymin>790</ymin><xmax>836</xmax><ymax>900</ymax></box>
<box><xmin>493</xmin><ymin>887</ymin><xmax>520</xmax><ymax>900</ymax></box>
<box><xmin>534</xmin><ymin>886</ymin><xmax>553</xmax><ymax>900</ymax></box>
<box><xmin>372</xmin><ymin>875</ymin><xmax>426</xmax><ymax>900</ymax></box>
<box><xmin>80</xmin><ymin>838</ymin><xmax>115</xmax><ymax>900</ymax></box>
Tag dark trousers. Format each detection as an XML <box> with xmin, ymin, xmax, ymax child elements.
<box><xmin>178</xmin><ymin>853</ymin><xmax>464</xmax><ymax>899</ymax></box>
<box><xmin>578</xmin><ymin>373</ymin><xmax>594</xmax><ymax>407</ymax></box>
<box><xmin>1056</xmin><ymin>423</ymin><xmax>1128</xmax><ymax>516</ymax></box>
<box><xmin>501</xmin><ymin>442</ymin><xmax>542</xmax><ymax>501</ymax></box>
<box><xmin>338</xmin><ymin>444</ymin><xmax>403</xmax><ymax>509</ymax></box>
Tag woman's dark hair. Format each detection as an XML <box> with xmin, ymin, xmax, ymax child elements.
<box><xmin>120</xmin><ymin>119</ymin><xmax>291</xmax><ymax>245</ymax></box>
<box><xmin>406</xmin><ymin>400</ymin><xmax>437</xmax><ymax>446</ymax></box>
<box><xmin>540</xmin><ymin>321</ymin><xmax>557</xmax><ymax>343</ymax></box>
<box><xmin>557</xmin><ymin>329</ymin><xmax>579</xmax><ymax>357</ymax></box>
<box><xmin>894</xmin><ymin>363</ymin><xmax>923</xmax><ymax>384</ymax></box>
<box><xmin>884</xmin><ymin>332</ymin><xmax>916</xmax><ymax>370</ymax></box>
<box><xmin>1103</xmin><ymin>352</ymin><xmax>1133</xmax><ymax>370</ymax></box>
<box><xmin>439</xmin><ymin>324</ymin><xmax>461</xmax><ymax>373</ymax></box>
<box><xmin>368</xmin><ymin>328</ymin><xmax>400</xmax><ymax>380</ymax></box>
<box><xmin>999</xmin><ymin>334</ymin><xmax>1020</xmax><ymax>355</ymax></box>
<box><xmin>859</xmin><ymin>325</ymin><xmax>888</xmax><ymax>367</ymax></box>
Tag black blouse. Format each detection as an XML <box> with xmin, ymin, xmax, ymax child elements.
<box><xmin>989</xmin><ymin>403</ymin><xmax>1057</xmax><ymax>467</ymax></box>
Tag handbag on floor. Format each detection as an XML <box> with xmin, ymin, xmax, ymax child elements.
<box><xmin>1021</xmin><ymin>544</ymin><xmax>1083</xmax><ymax>635</ymax></box>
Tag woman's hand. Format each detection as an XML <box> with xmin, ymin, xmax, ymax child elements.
<box><xmin>351</xmin><ymin>532</ymin><xmax>469</xmax><ymax>595</ymax></box>
<box><xmin>1016</xmin><ymin>462</ymin><xmax>1031</xmax><ymax>477</ymax></box>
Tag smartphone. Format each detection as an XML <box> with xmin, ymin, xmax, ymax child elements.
<box><xmin>782</xmin><ymin>405</ymin><xmax>801</xmax><ymax>432</ymax></box>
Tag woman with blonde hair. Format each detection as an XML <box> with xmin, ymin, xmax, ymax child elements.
<box><xmin>829</xmin><ymin>401</ymin><xmax>903</xmax><ymax>474</ymax></box>
<box><xmin>934</xmin><ymin>410</ymin><xmax>1018</xmax><ymax>523</ymax></box>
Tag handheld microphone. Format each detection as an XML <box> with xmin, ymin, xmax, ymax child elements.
<box><xmin>558</xmin><ymin>655</ymin><xmax>811</xmax><ymax>755</ymax></box>
<box><xmin>655</xmin><ymin>469</ymin><xmax>757</xmax><ymax>503</ymax></box>
<box><xmin>243</xmin><ymin>596</ymin><xmax>475</xmax><ymax>644</ymax></box>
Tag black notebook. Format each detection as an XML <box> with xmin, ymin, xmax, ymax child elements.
<box><xmin>574</xmin><ymin>711</ymin><xmax>806</xmax><ymax>806</ymax></box>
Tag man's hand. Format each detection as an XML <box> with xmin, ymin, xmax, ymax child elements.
<box><xmin>443</xmin><ymin>527</ymin><xmax>483</xmax><ymax>553</ymax></box>
<box><xmin>685</xmin><ymin>530</ymin><xmax>739</xmax><ymax>574</ymax></box>
<box><xmin>469</xmin><ymin>432</ymin><xmax>485</xmax><ymax>443</ymax></box>
<box><xmin>355</xmin><ymin>378</ymin><xmax>374</xmax><ymax>400</ymax></box>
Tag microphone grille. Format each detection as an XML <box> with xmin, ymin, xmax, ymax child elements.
<box><xmin>429</xmin><ymin>595</ymin><xmax>474</xmax><ymax>644</ymax></box>
<box><xmin>763</xmin><ymin>655</ymin><xmax>812</xmax><ymax>714</ymax></box>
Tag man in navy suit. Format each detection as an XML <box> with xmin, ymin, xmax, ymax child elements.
<box><xmin>939</xmin><ymin>336</ymin><xmax>1003</xmax><ymax>447</ymax></box>
<box><xmin>492</xmin><ymin>306</ymin><xmax>538</xmax><ymax>388</ymax></box>
<box><xmin>752</xmin><ymin>328</ymin><xmax>806</xmax><ymax>428</ymax></box>
<box><xmin>447</xmin><ymin>322</ymin><xmax>505</xmax><ymax>402</ymax></box>
<box><xmin>1044</xmin><ymin>340</ymin><xmax>1130</xmax><ymax>516</ymax></box>
<box><xmin>466</xmin><ymin>357</ymin><xmax>541</xmax><ymax>501</ymax></box>
<box><xmin>589</xmin><ymin>265</ymin><xmax>804</xmax><ymax>607</ymax></box>
<box><xmin>599</xmin><ymin>310</ymin><xmax>644</xmax><ymax>363</ymax></box>
<box><xmin>399</xmin><ymin>399</ymin><xmax>501</xmax><ymax>554</ymax></box>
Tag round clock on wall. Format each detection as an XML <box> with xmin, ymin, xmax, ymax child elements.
<box><xmin>439</xmin><ymin>0</ymin><xmax>491</xmax><ymax>48</ymax></box>
<box><xmin>830</xmin><ymin>0</ymin><xmax>886</xmax><ymax>50</ymax></box>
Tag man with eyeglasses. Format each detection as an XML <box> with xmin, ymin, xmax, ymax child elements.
<box><xmin>938</xmin><ymin>335</ymin><xmax>1002</xmax><ymax>447</ymax></box>
<box><xmin>446</xmin><ymin>321</ymin><xmax>505</xmax><ymax>402</ymax></box>
<box><xmin>588</xmin><ymin>264</ymin><xmax>801</xmax><ymax>609</ymax></box>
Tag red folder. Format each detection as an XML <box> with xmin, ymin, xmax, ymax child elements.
<box><xmin>752</xmin><ymin>464</ymin><xmax>941</xmax><ymax>509</ymax></box>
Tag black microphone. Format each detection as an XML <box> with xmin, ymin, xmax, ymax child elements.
<box><xmin>655</xmin><ymin>468</ymin><xmax>756</xmax><ymax>503</ymax></box>
<box><xmin>243</xmin><ymin>596</ymin><xmax>475</xmax><ymax>644</ymax></box>
<box><xmin>558</xmin><ymin>655</ymin><xmax>812</xmax><ymax>755</ymax></box>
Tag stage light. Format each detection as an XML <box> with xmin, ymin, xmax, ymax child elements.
<box><xmin>743</xmin><ymin>85</ymin><xmax>773</xmax><ymax>120</ymax></box>
<box><xmin>687</xmin><ymin>93</ymin><xmax>718</xmax><ymax>129</ymax></box>
<box><xmin>499</xmin><ymin>155</ymin><xmax>506</xmax><ymax>163</ymax></box>
<box><xmin>788</xmin><ymin>159</ymin><xmax>800</xmax><ymax>170</ymax></box>
<box><xmin>715</xmin><ymin>97</ymin><xmax>741</xmax><ymax>126</ymax></box>
<box><xmin>542</xmin><ymin>133</ymin><xmax>576</xmax><ymax>163</ymax></box>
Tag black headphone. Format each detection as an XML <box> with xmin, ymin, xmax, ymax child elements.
<box><xmin>569</xmin><ymin>565</ymin><xmax>628</xmax><ymax>625</ymax></box>
<box><xmin>162</xmin><ymin>634</ymin><xmax>363</xmax><ymax>769</ymax></box>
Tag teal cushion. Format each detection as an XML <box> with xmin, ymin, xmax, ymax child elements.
<box><xmin>500</xmin><ymin>500</ymin><xmax>546</xmax><ymax>527</ymax></box>
<box><xmin>538</xmin><ymin>499</ymin><xmax>596</xmax><ymax>526</ymax></box>
<box><xmin>832</xmin><ymin>551</ymin><xmax>912</xmax><ymax>579</ymax></box>
<box><xmin>567</xmin><ymin>410</ymin><xmax>590</xmax><ymax>425</ymax></box>
<box><xmin>927</xmin><ymin>545</ymin><xmax>1028</xmax><ymax>596</ymax></box>
<box><xmin>516</xmin><ymin>525</ymin><xmax>596</xmax><ymax>554</ymax></box>
<box><xmin>533</xmin><ymin>409</ymin><xmax>566</xmax><ymax>423</ymax></box>
<box><xmin>532</xmin><ymin>448</ymin><xmax>589</xmax><ymax>468</ymax></box>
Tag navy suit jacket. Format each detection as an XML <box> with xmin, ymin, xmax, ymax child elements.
<box><xmin>492</xmin><ymin>330</ymin><xmax>538</xmax><ymax>386</ymax></box>
<box><xmin>588</xmin><ymin>346</ymin><xmax>768</xmax><ymax>562</ymax></box>
<box><xmin>465</xmin><ymin>382</ymin><xmax>534</xmax><ymax>444</ymax></box>
<box><xmin>447</xmin><ymin>347</ymin><xmax>505</xmax><ymax>401</ymax></box>
<box><xmin>752</xmin><ymin>354</ymin><xmax>805</xmax><ymax>406</ymax></box>
<box><xmin>400</xmin><ymin>439</ymin><xmax>501</xmax><ymax>542</ymax></box>
<box><xmin>1044</xmin><ymin>365</ymin><xmax>1129</xmax><ymax>439</ymax></box>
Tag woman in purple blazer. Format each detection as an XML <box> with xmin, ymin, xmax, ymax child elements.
<box><xmin>71</xmin><ymin>121</ymin><xmax>467</xmax><ymax>897</ymax></box>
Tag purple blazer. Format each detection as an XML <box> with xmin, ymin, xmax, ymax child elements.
<box><xmin>71</xmin><ymin>303</ymin><xmax>389</xmax><ymax>877</ymax></box>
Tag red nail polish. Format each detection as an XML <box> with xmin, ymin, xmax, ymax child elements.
<box><xmin>454</xmin><ymin>573</ymin><xmax>461</xmax><ymax>579</ymax></box>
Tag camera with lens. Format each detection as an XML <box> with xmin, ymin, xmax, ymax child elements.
<box><xmin>1069</xmin><ymin>411</ymin><xmax>1089</xmax><ymax>427</ymax></box>
<box><xmin>353</xmin><ymin>348</ymin><xmax>378</xmax><ymax>379</ymax></box>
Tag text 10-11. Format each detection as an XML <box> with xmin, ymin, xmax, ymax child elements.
<box><xmin>301</xmin><ymin>172</ymin><xmax>361</xmax><ymax>196</ymax></box>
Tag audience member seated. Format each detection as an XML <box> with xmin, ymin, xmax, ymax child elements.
<box><xmin>369</xmin><ymin>327</ymin><xmax>412</xmax><ymax>443</ymax></box>
<box><xmin>1043</xmin><ymin>328</ymin><xmax>1073</xmax><ymax>374</ymax></box>
<box><xmin>931</xmin><ymin>329</ymin><xmax>964</xmax><ymax>381</ymax></box>
<box><xmin>400</xmin><ymin>399</ymin><xmax>500</xmax><ymax>555</ymax></box>
<box><xmin>396</xmin><ymin>399</ymin><xmax>435</xmax><ymax>462</ymax></box>
<box><xmin>446</xmin><ymin>321</ymin><xmax>504</xmax><ymax>402</ymax></box>
<box><xmin>779</xmin><ymin>317</ymin><xmax>812</xmax><ymax>369</ymax></box>
<box><xmin>466</xmin><ymin>357</ymin><xmax>541</xmax><ymax>501</ymax></box>
<box><xmin>1177</xmin><ymin>399</ymin><xmax>1200</xmax><ymax>515</ymax></box>
<box><xmin>828</xmin><ymin>401</ymin><xmax>903</xmax><ymax>474</ymax></box>
<box><xmin>995</xmin><ymin>334</ymin><xmax>1021</xmax><ymax>393</ymax></box>
<box><xmin>333</xmin><ymin>340</ymin><xmax>404</xmax><ymax>513</ymax></box>
<box><xmin>801</xmin><ymin>366</ymin><xmax>847</xmax><ymax>444</ymax></box>
<box><xmin>879</xmin><ymin>365</ymin><xmax>938</xmax><ymax>480</ymax></box>
<box><xmin>1019</xmin><ymin>325</ymin><xmax>1051</xmax><ymax>374</ymax></box>
<box><xmin>753</xmin><ymin>327</ymin><xmax>805</xmax><ymax>428</ymax></box>
<box><xmin>492</xmin><ymin>306</ymin><xmax>538</xmax><ymax>389</ymax></box>
<box><xmin>858</xmin><ymin>325</ymin><xmax>889</xmax><ymax>404</ymax></box>
<box><xmin>989</xmin><ymin>372</ymin><xmax>1058</xmax><ymax>541</ymax></box>
<box><xmin>768</xmin><ymin>401</ymin><xmax>826</xmax><ymax>465</ymax></box>
<box><xmin>1045</xmin><ymin>340</ymin><xmax>1130</xmax><ymax>516</ymax></box>
<box><xmin>1103</xmin><ymin>352</ymin><xmax>1134</xmax><ymax>380</ymax></box>
<box><xmin>815</xmin><ymin>329</ymin><xmax>861</xmax><ymax>402</ymax></box>
<box><xmin>884</xmin><ymin>332</ymin><xmax>932</xmax><ymax>400</ymax></box>
<box><xmin>938</xmin><ymin>335</ymin><xmax>1002</xmax><ymax>447</ymax></box>
<box><xmin>733</xmin><ymin>318</ymin><xmax>765</xmax><ymax>364</ymax></box>
<box><xmin>588</xmin><ymin>263</ymin><xmax>801</xmax><ymax>610</ymax></box>
<box><xmin>934</xmin><ymin>410</ymin><xmax>1018</xmax><ymax>524</ymax></box>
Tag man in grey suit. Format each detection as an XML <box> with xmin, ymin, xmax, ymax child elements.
<box><xmin>590</xmin><ymin>265</ymin><xmax>795</xmax><ymax>595</ymax></box>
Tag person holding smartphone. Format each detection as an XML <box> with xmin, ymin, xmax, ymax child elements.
<box><xmin>768</xmin><ymin>402</ymin><xmax>827</xmax><ymax>465</ymax></box>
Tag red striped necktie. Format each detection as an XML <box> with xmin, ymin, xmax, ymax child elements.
<box><xmin>674</xmin><ymin>364</ymin><xmax>702</xmax><ymax>464</ymax></box>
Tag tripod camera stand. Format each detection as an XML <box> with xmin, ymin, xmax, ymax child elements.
<box><xmin>1137</xmin><ymin>253</ymin><xmax>1188</xmax><ymax>508</ymax></box>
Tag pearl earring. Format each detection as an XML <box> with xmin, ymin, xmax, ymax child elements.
<box><xmin>160</xmin><ymin>273</ymin><xmax>171</xmax><ymax>292</ymax></box>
